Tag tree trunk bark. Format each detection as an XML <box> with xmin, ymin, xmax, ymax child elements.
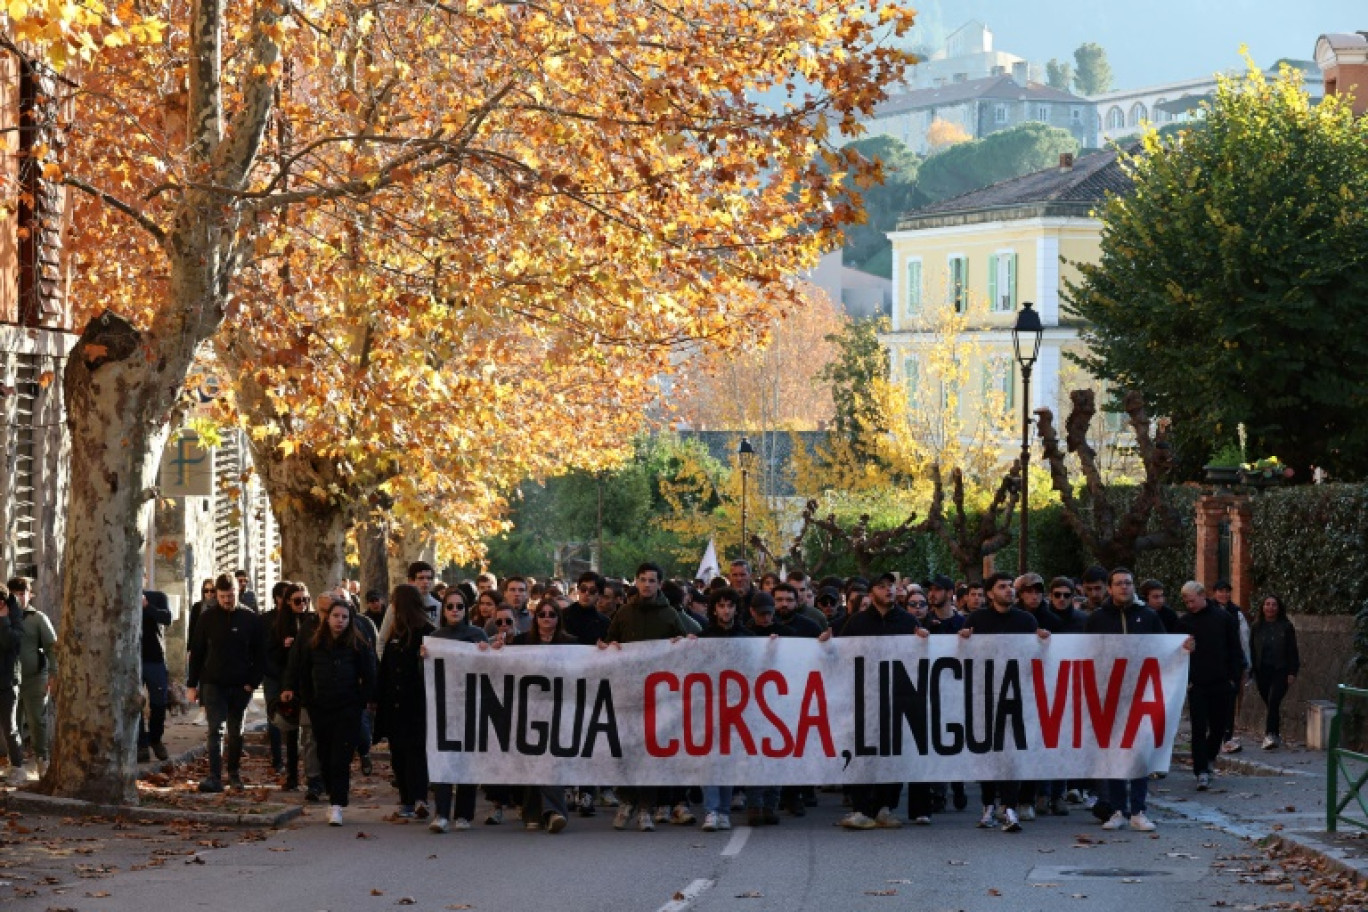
<box><xmin>355</xmin><ymin>509</ymin><xmax>390</xmax><ymax>601</ymax></box>
<box><xmin>249</xmin><ymin>445</ymin><xmax>352</xmax><ymax>598</ymax></box>
<box><xmin>43</xmin><ymin>313</ymin><xmax>177</xmax><ymax>803</ymax></box>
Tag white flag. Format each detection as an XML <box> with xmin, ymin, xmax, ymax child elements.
<box><xmin>695</xmin><ymin>537</ymin><xmax>720</xmax><ymax>583</ymax></box>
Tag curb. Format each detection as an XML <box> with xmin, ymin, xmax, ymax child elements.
<box><xmin>0</xmin><ymin>789</ymin><xmax>303</xmax><ymax>828</ymax></box>
<box><xmin>1266</xmin><ymin>831</ymin><xmax>1368</xmax><ymax>886</ymax></box>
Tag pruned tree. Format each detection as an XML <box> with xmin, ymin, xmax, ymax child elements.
<box><xmin>755</xmin><ymin>481</ymin><xmax>944</xmax><ymax>578</ymax></box>
<box><xmin>1034</xmin><ymin>389</ymin><xmax>1182</xmax><ymax>569</ymax></box>
<box><xmin>934</xmin><ymin>462</ymin><xmax>1021</xmax><ymax>582</ymax></box>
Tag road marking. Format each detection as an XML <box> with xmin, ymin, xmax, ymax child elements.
<box><xmin>657</xmin><ymin>877</ymin><xmax>715</xmax><ymax>912</ymax></box>
<box><xmin>721</xmin><ymin>826</ymin><xmax>751</xmax><ymax>857</ymax></box>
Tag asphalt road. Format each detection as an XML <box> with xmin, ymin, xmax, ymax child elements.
<box><xmin>3</xmin><ymin>784</ymin><xmax>1310</xmax><ymax>912</ymax></box>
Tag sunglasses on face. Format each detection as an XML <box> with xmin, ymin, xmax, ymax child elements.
<box><xmin>444</xmin><ymin>602</ymin><xmax>465</xmax><ymax>611</ymax></box>
<box><xmin>494</xmin><ymin>619</ymin><xmax>514</xmax><ymax>626</ymax></box>
<box><xmin>1051</xmin><ymin>591</ymin><xmax>1072</xmax><ymax>599</ymax></box>
<box><xmin>909</xmin><ymin>600</ymin><xmax>928</xmax><ymax>608</ymax></box>
<box><xmin>291</xmin><ymin>596</ymin><xmax>309</xmax><ymax>604</ymax></box>
<box><xmin>536</xmin><ymin>611</ymin><xmax>558</xmax><ymax>619</ymax></box>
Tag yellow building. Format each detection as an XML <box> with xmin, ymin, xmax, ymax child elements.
<box><xmin>881</xmin><ymin>150</ymin><xmax>1130</xmax><ymax>462</ymax></box>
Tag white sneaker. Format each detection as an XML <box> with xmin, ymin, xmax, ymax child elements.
<box><xmin>717</xmin><ymin>814</ymin><xmax>732</xmax><ymax>831</ymax></box>
<box><xmin>1002</xmin><ymin>807</ymin><xmax>1022</xmax><ymax>833</ymax></box>
<box><xmin>653</xmin><ymin>806</ymin><xmax>669</xmax><ymax>823</ymax></box>
<box><xmin>638</xmin><ymin>810</ymin><xmax>655</xmax><ymax>832</ymax></box>
<box><xmin>613</xmin><ymin>804</ymin><xmax>635</xmax><ymax>830</ymax></box>
<box><xmin>1064</xmin><ymin>788</ymin><xmax>1082</xmax><ymax>804</ymax></box>
<box><xmin>913</xmin><ymin>815</ymin><xmax>931</xmax><ymax>825</ymax></box>
<box><xmin>429</xmin><ymin>816</ymin><xmax>449</xmax><ymax>833</ymax></box>
<box><xmin>7</xmin><ymin>765</ymin><xmax>26</xmax><ymax>784</ymax></box>
<box><xmin>1017</xmin><ymin>803</ymin><xmax>1036</xmax><ymax>821</ymax></box>
<box><xmin>874</xmin><ymin>807</ymin><xmax>904</xmax><ymax>829</ymax></box>
<box><xmin>452</xmin><ymin>818</ymin><xmax>471</xmax><ymax>831</ymax></box>
<box><xmin>1262</xmin><ymin>734</ymin><xmax>1278</xmax><ymax>750</ymax></box>
<box><xmin>669</xmin><ymin>803</ymin><xmax>696</xmax><ymax>825</ymax></box>
<box><xmin>1129</xmin><ymin>812</ymin><xmax>1156</xmax><ymax>832</ymax></box>
<box><xmin>702</xmin><ymin>811</ymin><xmax>719</xmax><ymax>832</ymax></box>
<box><xmin>1101</xmin><ymin>810</ymin><xmax>1126</xmax><ymax>830</ymax></box>
<box><xmin>328</xmin><ymin>805</ymin><xmax>343</xmax><ymax>826</ymax></box>
<box><xmin>977</xmin><ymin>805</ymin><xmax>997</xmax><ymax>828</ymax></box>
<box><xmin>599</xmin><ymin>788</ymin><xmax>620</xmax><ymax>807</ymax></box>
<box><xmin>841</xmin><ymin>811</ymin><xmax>876</xmax><ymax>830</ymax></box>
<box><xmin>1222</xmin><ymin>738</ymin><xmax>1243</xmax><ymax>754</ymax></box>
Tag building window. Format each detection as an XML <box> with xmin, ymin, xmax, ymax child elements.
<box><xmin>1106</xmin><ymin>106</ymin><xmax>1125</xmax><ymax>130</ymax></box>
<box><xmin>988</xmin><ymin>251</ymin><xmax>1016</xmax><ymax>313</ymax></box>
<box><xmin>947</xmin><ymin>255</ymin><xmax>968</xmax><ymax>312</ymax></box>
<box><xmin>1070</xmin><ymin>106</ymin><xmax>1083</xmax><ymax>125</ymax></box>
<box><xmin>1128</xmin><ymin>102</ymin><xmax>1147</xmax><ymax>127</ymax></box>
<box><xmin>904</xmin><ymin>259</ymin><xmax>922</xmax><ymax>316</ymax></box>
<box><xmin>994</xmin><ymin>103</ymin><xmax>1008</xmax><ymax>124</ymax></box>
<box><xmin>1036</xmin><ymin>104</ymin><xmax>1050</xmax><ymax>122</ymax></box>
<box><xmin>902</xmin><ymin>355</ymin><xmax>920</xmax><ymax>407</ymax></box>
<box><xmin>983</xmin><ymin>357</ymin><xmax>1015</xmax><ymax>411</ymax></box>
<box><xmin>1154</xmin><ymin>97</ymin><xmax>1169</xmax><ymax>123</ymax></box>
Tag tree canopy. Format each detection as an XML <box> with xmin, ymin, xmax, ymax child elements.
<box><xmin>832</xmin><ymin>135</ymin><xmax>920</xmax><ymax>275</ymax></box>
<box><xmin>1046</xmin><ymin>58</ymin><xmax>1074</xmax><ymax>91</ymax></box>
<box><xmin>914</xmin><ymin>121</ymin><xmax>1079</xmax><ymax>205</ymax></box>
<box><xmin>1072</xmin><ymin>42</ymin><xmax>1113</xmax><ymax>95</ymax></box>
<box><xmin>1065</xmin><ymin>64</ymin><xmax>1368</xmax><ymax>479</ymax></box>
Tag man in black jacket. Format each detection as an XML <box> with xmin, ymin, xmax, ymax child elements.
<box><xmin>0</xmin><ymin>590</ymin><xmax>24</xmax><ymax>782</ymax></box>
<box><xmin>1178</xmin><ymin>581</ymin><xmax>1244</xmax><ymax>791</ymax></box>
<box><xmin>1085</xmin><ymin>568</ymin><xmax>1165</xmax><ymax>832</ymax></box>
<box><xmin>138</xmin><ymin>590</ymin><xmax>173</xmax><ymax>763</ymax></box>
<box><xmin>839</xmin><ymin>572</ymin><xmax>928</xmax><ymax>830</ymax></box>
<box><xmin>187</xmin><ymin>574</ymin><xmax>266</xmax><ymax>793</ymax></box>
<box><xmin>960</xmin><ymin>572</ymin><xmax>1047</xmax><ymax>833</ymax></box>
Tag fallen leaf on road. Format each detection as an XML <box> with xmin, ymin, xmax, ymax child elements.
<box><xmin>396</xmin><ymin>899</ymin><xmax>417</xmax><ymax>906</ymax></box>
<box><xmin>371</xmin><ymin>889</ymin><xmax>385</xmax><ymax>896</ymax></box>
<box><xmin>1037</xmin><ymin>848</ymin><xmax>1056</xmax><ymax>854</ymax></box>
<box><xmin>1121</xmin><ymin>878</ymin><xmax>1142</xmax><ymax>884</ymax></box>
<box><xmin>1275</xmin><ymin>884</ymin><xmax>1295</xmax><ymax>893</ymax></box>
<box><xmin>887</xmin><ymin>879</ymin><xmax>912</xmax><ymax>884</ymax></box>
<box><xmin>445</xmin><ymin>906</ymin><xmax>472</xmax><ymax>910</ymax></box>
<box><xmin>987</xmin><ymin>888</ymin><xmax>1002</xmax><ymax>897</ymax></box>
<box><xmin>85</xmin><ymin>892</ymin><xmax>111</xmax><ymax>898</ymax></box>
<box><xmin>1071</xmin><ymin>894</ymin><xmax>1088</xmax><ymax>899</ymax></box>
<box><xmin>1283</xmin><ymin>806</ymin><xmax>1296</xmax><ymax>812</ymax></box>
<box><xmin>268</xmin><ymin>847</ymin><xmax>292</xmax><ymax>852</ymax></box>
<box><xmin>947</xmin><ymin>860</ymin><xmax>967</xmax><ymax>866</ymax></box>
<box><xmin>1031</xmin><ymin>883</ymin><xmax>1060</xmax><ymax>888</ymax></box>
<box><xmin>864</xmin><ymin>889</ymin><xmax>897</xmax><ymax>896</ymax></box>
<box><xmin>185</xmin><ymin>856</ymin><xmax>204</xmax><ymax>865</ymax></box>
<box><xmin>735</xmin><ymin>891</ymin><xmax>763</xmax><ymax>898</ymax></box>
<box><xmin>1167</xmin><ymin>852</ymin><xmax>1194</xmax><ymax>859</ymax></box>
<box><xmin>673</xmin><ymin>893</ymin><xmax>685</xmax><ymax>901</ymax></box>
<box><xmin>356</xmin><ymin>832</ymin><xmax>375</xmax><ymax>839</ymax></box>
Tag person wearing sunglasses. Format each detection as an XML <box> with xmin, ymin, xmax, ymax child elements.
<box><xmin>497</xmin><ymin>598</ymin><xmax>574</xmax><ymax>833</ymax></box>
<box><xmin>424</xmin><ymin>592</ymin><xmax>488</xmax><ymax>832</ymax></box>
<box><xmin>268</xmin><ymin>583</ymin><xmax>314</xmax><ymax>792</ymax></box>
<box><xmin>185</xmin><ymin>578</ymin><xmax>218</xmax><ymax>679</ymax></box>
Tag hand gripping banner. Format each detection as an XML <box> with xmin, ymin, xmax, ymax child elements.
<box><xmin>425</xmin><ymin>634</ymin><xmax>1190</xmax><ymax>786</ymax></box>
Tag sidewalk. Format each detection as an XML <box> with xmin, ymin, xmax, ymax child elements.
<box><xmin>1151</xmin><ymin>734</ymin><xmax>1368</xmax><ymax>882</ymax></box>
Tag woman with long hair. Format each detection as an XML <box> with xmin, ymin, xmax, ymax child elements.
<box><xmin>472</xmin><ymin>590</ymin><xmax>503</xmax><ymax>628</ymax></box>
<box><xmin>503</xmin><ymin>598</ymin><xmax>574</xmax><ymax>832</ymax></box>
<box><xmin>282</xmin><ymin>598</ymin><xmax>376</xmax><ymax>826</ymax></box>
<box><xmin>423</xmin><ymin>590</ymin><xmax>488</xmax><ymax>832</ymax></box>
<box><xmin>377</xmin><ymin>584</ymin><xmax>436</xmax><ymax>818</ymax></box>
<box><xmin>268</xmin><ymin>582</ymin><xmax>315</xmax><ymax>791</ymax></box>
<box><xmin>1251</xmin><ymin>594</ymin><xmax>1300</xmax><ymax>749</ymax></box>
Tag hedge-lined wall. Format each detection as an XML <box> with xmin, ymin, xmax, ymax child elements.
<box><xmin>1249</xmin><ymin>485</ymin><xmax>1368</xmax><ymax>615</ymax></box>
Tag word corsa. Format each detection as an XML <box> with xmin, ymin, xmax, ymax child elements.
<box><xmin>424</xmin><ymin>635</ymin><xmax>1189</xmax><ymax>786</ymax></box>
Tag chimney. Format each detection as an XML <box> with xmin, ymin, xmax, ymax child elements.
<box><xmin>1012</xmin><ymin>61</ymin><xmax>1029</xmax><ymax>82</ymax></box>
<box><xmin>1059</xmin><ymin>152</ymin><xmax>1075</xmax><ymax>171</ymax></box>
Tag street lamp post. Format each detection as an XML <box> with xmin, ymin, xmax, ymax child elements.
<box><xmin>1012</xmin><ymin>302</ymin><xmax>1044</xmax><ymax>573</ymax></box>
<box><xmin>738</xmin><ymin>437</ymin><xmax>757</xmax><ymax>563</ymax></box>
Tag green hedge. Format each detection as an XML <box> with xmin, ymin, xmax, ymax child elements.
<box><xmin>1249</xmin><ymin>485</ymin><xmax>1368</xmax><ymax>615</ymax></box>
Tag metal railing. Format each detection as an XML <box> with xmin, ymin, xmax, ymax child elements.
<box><xmin>1328</xmin><ymin>684</ymin><xmax>1368</xmax><ymax>832</ymax></box>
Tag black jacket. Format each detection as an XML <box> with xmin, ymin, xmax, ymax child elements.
<box><xmin>0</xmin><ymin>598</ymin><xmax>22</xmax><ymax>687</ymax></box>
<box><xmin>698</xmin><ymin>622</ymin><xmax>755</xmax><ymax>639</ymax></box>
<box><xmin>376</xmin><ymin>624</ymin><xmax>434</xmax><ymax>740</ymax></box>
<box><xmin>287</xmin><ymin>635</ymin><xmax>377</xmax><ymax>712</ymax></box>
<box><xmin>141</xmin><ymin>590</ymin><xmax>173</xmax><ymax>664</ymax></box>
<box><xmin>430</xmin><ymin>621</ymin><xmax>489</xmax><ymax>645</ymax></box>
<box><xmin>1177</xmin><ymin>600</ymin><xmax>1245</xmax><ymax>688</ymax></box>
<box><xmin>776</xmin><ymin>611</ymin><xmax>823</xmax><ymax>638</ymax></box>
<box><xmin>267</xmin><ymin>611</ymin><xmax>317</xmax><ymax>681</ymax></box>
<box><xmin>187</xmin><ymin>605</ymin><xmax>266</xmax><ymax>690</ymax></box>
<box><xmin>562</xmin><ymin>603</ymin><xmax>610</xmax><ymax>646</ymax></box>
<box><xmin>840</xmin><ymin>604</ymin><xmax>921</xmax><ymax>637</ymax></box>
<box><xmin>965</xmin><ymin>606</ymin><xmax>1038</xmax><ymax>634</ymax></box>
<box><xmin>922</xmin><ymin>610</ymin><xmax>965</xmax><ymax>635</ymax></box>
<box><xmin>1251</xmin><ymin>618</ymin><xmax>1300</xmax><ymax>675</ymax></box>
<box><xmin>1084</xmin><ymin>598</ymin><xmax>1165</xmax><ymax>635</ymax></box>
<box><xmin>1048</xmin><ymin>605</ymin><xmax>1090</xmax><ymax>634</ymax></box>
<box><xmin>1016</xmin><ymin>600</ymin><xmax>1061</xmax><ymax>634</ymax></box>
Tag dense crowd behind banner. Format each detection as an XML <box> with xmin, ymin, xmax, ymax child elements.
<box><xmin>424</xmin><ymin>635</ymin><xmax>1191</xmax><ymax>786</ymax></box>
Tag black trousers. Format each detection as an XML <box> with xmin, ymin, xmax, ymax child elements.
<box><xmin>851</xmin><ymin>783</ymin><xmax>900</xmax><ymax>817</ymax></box>
<box><xmin>311</xmin><ymin>705</ymin><xmax>362</xmax><ymax>807</ymax></box>
<box><xmin>979</xmin><ymin>781</ymin><xmax>1019</xmax><ymax>809</ymax></box>
<box><xmin>1189</xmin><ymin>682</ymin><xmax>1233</xmax><ymax>777</ymax></box>
<box><xmin>431</xmin><ymin>784</ymin><xmax>478</xmax><ymax>821</ymax></box>
<box><xmin>1255</xmin><ymin>667</ymin><xmax>1289</xmax><ymax>736</ymax></box>
<box><xmin>388</xmin><ymin>725</ymin><xmax>429</xmax><ymax>807</ymax></box>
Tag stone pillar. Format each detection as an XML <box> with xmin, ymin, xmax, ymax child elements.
<box><xmin>1227</xmin><ymin>498</ymin><xmax>1255</xmax><ymax>611</ymax></box>
<box><xmin>1193</xmin><ymin>494</ymin><xmax>1230</xmax><ymax>589</ymax></box>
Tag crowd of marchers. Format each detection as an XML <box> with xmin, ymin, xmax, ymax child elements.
<box><xmin>0</xmin><ymin>560</ymin><xmax>1299</xmax><ymax>837</ymax></box>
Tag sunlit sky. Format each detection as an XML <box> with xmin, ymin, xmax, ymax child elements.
<box><xmin>903</xmin><ymin>0</ymin><xmax>1362</xmax><ymax>88</ymax></box>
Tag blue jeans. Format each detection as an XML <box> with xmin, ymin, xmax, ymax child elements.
<box><xmin>1107</xmin><ymin>777</ymin><xmax>1148</xmax><ymax>816</ymax></box>
<box><xmin>702</xmin><ymin>785</ymin><xmax>733</xmax><ymax>815</ymax></box>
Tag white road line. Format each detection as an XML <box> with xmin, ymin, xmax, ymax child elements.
<box><xmin>721</xmin><ymin>825</ymin><xmax>752</xmax><ymax>857</ymax></box>
<box><xmin>657</xmin><ymin>877</ymin><xmax>716</xmax><ymax>912</ymax></box>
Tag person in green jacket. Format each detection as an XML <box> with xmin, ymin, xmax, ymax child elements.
<box><xmin>12</xmin><ymin>578</ymin><xmax>55</xmax><ymax>778</ymax></box>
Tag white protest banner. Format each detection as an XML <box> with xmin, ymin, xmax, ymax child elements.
<box><xmin>424</xmin><ymin>634</ymin><xmax>1190</xmax><ymax>786</ymax></box>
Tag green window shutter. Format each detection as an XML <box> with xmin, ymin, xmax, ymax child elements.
<box><xmin>987</xmin><ymin>254</ymin><xmax>998</xmax><ymax>313</ymax></box>
<box><xmin>1007</xmin><ymin>252</ymin><xmax>1018</xmax><ymax>311</ymax></box>
<box><xmin>906</xmin><ymin>261</ymin><xmax>921</xmax><ymax>315</ymax></box>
